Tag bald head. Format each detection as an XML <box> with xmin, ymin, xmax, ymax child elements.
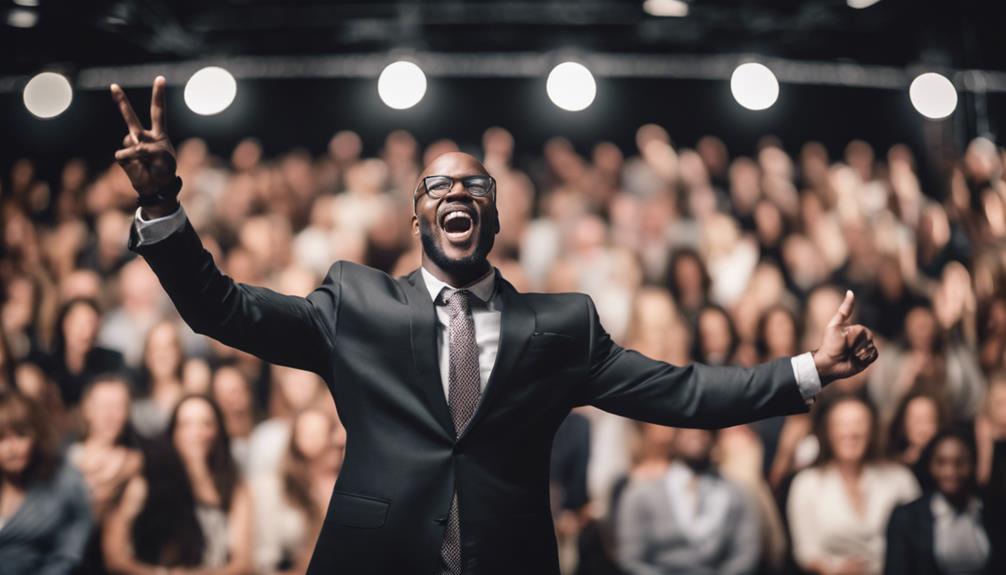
<box><xmin>417</xmin><ymin>152</ymin><xmax>490</xmax><ymax>184</ymax></box>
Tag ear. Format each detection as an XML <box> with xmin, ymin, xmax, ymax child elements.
<box><xmin>492</xmin><ymin>204</ymin><xmax>501</xmax><ymax>235</ymax></box>
<box><xmin>411</xmin><ymin>214</ymin><xmax>419</xmax><ymax>236</ymax></box>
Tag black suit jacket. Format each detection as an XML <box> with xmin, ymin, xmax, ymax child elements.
<box><xmin>128</xmin><ymin>220</ymin><xmax>809</xmax><ymax>575</ymax></box>
<box><xmin>885</xmin><ymin>492</ymin><xmax>1004</xmax><ymax>575</ymax></box>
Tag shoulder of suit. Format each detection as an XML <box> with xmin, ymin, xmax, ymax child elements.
<box><xmin>324</xmin><ymin>260</ymin><xmax>410</xmax><ymax>300</ymax></box>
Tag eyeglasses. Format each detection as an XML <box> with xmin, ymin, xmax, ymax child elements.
<box><xmin>415</xmin><ymin>175</ymin><xmax>496</xmax><ymax>201</ymax></box>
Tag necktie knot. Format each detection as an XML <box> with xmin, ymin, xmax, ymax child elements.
<box><xmin>442</xmin><ymin>289</ymin><xmax>472</xmax><ymax>318</ymax></box>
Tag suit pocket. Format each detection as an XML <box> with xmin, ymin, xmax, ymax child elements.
<box><xmin>326</xmin><ymin>490</ymin><xmax>391</xmax><ymax>529</ymax></box>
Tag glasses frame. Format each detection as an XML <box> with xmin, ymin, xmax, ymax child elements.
<box><xmin>414</xmin><ymin>174</ymin><xmax>497</xmax><ymax>203</ymax></box>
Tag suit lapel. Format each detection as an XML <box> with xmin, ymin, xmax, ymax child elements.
<box><xmin>457</xmin><ymin>275</ymin><xmax>535</xmax><ymax>444</ymax></box>
<box><xmin>406</xmin><ymin>270</ymin><xmax>456</xmax><ymax>440</ymax></box>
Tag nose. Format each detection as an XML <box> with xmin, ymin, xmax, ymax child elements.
<box><xmin>443</xmin><ymin>181</ymin><xmax>475</xmax><ymax>202</ymax></box>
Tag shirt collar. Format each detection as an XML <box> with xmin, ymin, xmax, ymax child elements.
<box><xmin>420</xmin><ymin>265</ymin><xmax>497</xmax><ymax>305</ymax></box>
<box><xmin>931</xmin><ymin>492</ymin><xmax>983</xmax><ymax>519</ymax></box>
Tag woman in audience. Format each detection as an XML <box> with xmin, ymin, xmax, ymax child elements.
<box><xmin>886</xmin><ymin>391</ymin><xmax>946</xmax><ymax>483</ymax></box>
<box><xmin>691</xmin><ymin>303</ymin><xmax>740</xmax><ymax>367</ymax></box>
<box><xmin>43</xmin><ymin>297</ymin><xmax>125</xmax><ymax>408</ymax></box>
<box><xmin>248</xmin><ymin>365</ymin><xmax>330</xmax><ymax>479</ymax></box>
<box><xmin>0</xmin><ymin>389</ymin><xmax>93</xmax><ymax>574</ymax></box>
<box><xmin>787</xmin><ymin>394</ymin><xmax>919</xmax><ymax>575</ymax></box>
<box><xmin>67</xmin><ymin>373</ymin><xmax>143</xmax><ymax>573</ymax></box>
<box><xmin>211</xmin><ymin>364</ymin><xmax>259</xmax><ymax>475</ymax></box>
<box><xmin>131</xmin><ymin>320</ymin><xmax>186</xmax><ymax>438</ymax></box>
<box><xmin>253</xmin><ymin>407</ymin><xmax>346</xmax><ymax>574</ymax></box>
<box><xmin>103</xmin><ymin>394</ymin><xmax>254</xmax><ymax>574</ymax></box>
<box><xmin>68</xmin><ymin>373</ymin><xmax>143</xmax><ymax>518</ymax></box>
<box><xmin>885</xmin><ymin>429</ymin><xmax>1004</xmax><ymax>575</ymax></box>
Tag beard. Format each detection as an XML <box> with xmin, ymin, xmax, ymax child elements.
<box><xmin>419</xmin><ymin>212</ymin><xmax>496</xmax><ymax>278</ymax></box>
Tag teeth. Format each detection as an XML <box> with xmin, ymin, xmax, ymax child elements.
<box><xmin>444</xmin><ymin>212</ymin><xmax>471</xmax><ymax>223</ymax></box>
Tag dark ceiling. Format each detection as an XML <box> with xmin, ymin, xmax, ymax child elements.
<box><xmin>3</xmin><ymin>0</ymin><xmax>1003</xmax><ymax>77</ymax></box>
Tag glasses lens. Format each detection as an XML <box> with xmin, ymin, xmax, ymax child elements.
<box><xmin>464</xmin><ymin>176</ymin><xmax>494</xmax><ymax>196</ymax></box>
<box><xmin>425</xmin><ymin>176</ymin><xmax>453</xmax><ymax>197</ymax></box>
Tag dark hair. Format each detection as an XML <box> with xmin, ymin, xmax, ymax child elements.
<box><xmin>0</xmin><ymin>389</ymin><xmax>58</xmax><ymax>484</ymax></box>
<box><xmin>754</xmin><ymin>304</ymin><xmax>800</xmax><ymax>360</ymax></box>
<box><xmin>916</xmin><ymin>427</ymin><xmax>977</xmax><ymax>493</ymax></box>
<box><xmin>690</xmin><ymin>303</ymin><xmax>739</xmax><ymax>365</ymax></box>
<box><xmin>50</xmin><ymin>297</ymin><xmax>102</xmax><ymax>365</ymax></box>
<box><xmin>885</xmin><ymin>390</ymin><xmax>947</xmax><ymax>458</ymax></box>
<box><xmin>132</xmin><ymin>394</ymin><xmax>238</xmax><ymax>567</ymax></box>
<box><xmin>80</xmin><ymin>372</ymin><xmax>140</xmax><ymax>448</ymax></box>
<box><xmin>813</xmin><ymin>393</ymin><xmax>882</xmax><ymax>467</ymax></box>
<box><xmin>665</xmin><ymin>248</ymin><xmax>711</xmax><ymax>306</ymax></box>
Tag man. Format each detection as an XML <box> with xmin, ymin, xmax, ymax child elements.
<box><xmin>616</xmin><ymin>427</ymin><xmax>761</xmax><ymax>575</ymax></box>
<box><xmin>110</xmin><ymin>77</ymin><xmax>879</xmax><ymax>575</ymax></box>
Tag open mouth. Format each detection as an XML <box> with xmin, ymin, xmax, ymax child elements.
<box><xmin>439</xmin><ymin>206</ymin><xmax>478</xmax><ymax>243</ymax></box>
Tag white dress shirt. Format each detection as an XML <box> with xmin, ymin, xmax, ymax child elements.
<box><xmin>132</xmin><ymin>206</ymin><xmax>823</xmax><ymax>403</ymax></box>
<box><xmin>931</xmin><ymin>493</ymin><xmax>990</xmax><ymax>575</ymax></box>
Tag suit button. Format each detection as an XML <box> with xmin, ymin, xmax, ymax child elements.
<box><xmin>434</xmin><ymin>515</ymin><xmax>448</xmax><ymax>525</ymax></box>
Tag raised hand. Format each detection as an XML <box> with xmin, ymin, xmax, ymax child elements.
<box><xmin>812</xmin><ymin>290</ymin><xmax>879</xmax><ymax>384</ymax></box>
<box><xmin>111</xmin><ymin>76</ymin><xmax>178</xmax><ymax>215</ymax></box>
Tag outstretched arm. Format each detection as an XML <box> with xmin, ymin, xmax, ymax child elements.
<box><xmin>579</xmin><ymin>290</ymin><xmax>878</xmax><ymax>428</ymax></box>
<box><xmin>111</xmin><ymin>78</ymin><xmax>338</xmax><ymax>376</ymax></box>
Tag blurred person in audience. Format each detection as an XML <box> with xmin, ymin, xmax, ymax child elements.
<box><xmin>97</xmin><ymin>257</ymin><xmax>165</xmax><ymax>367</ymax></box>
<box><xmin>691</xmin><ymin>304</ymin><xmax>740</xmax><ymax>367</ymax></box>
<box><xmin>976</xmin><ymin>372</ymin><xmax>1006</xmax><ymax>507</ymax></box>
<box><xmin>868</xmin><ymin>303</ymin><xmax>984</xmax><ymax>423</ymax></box>
<box><xmin>104</xmin><ymin>394</ymin><xmax>254</xmax><ymax>574</ymax></box>
<box><xmin>788</xmin><ymin>394</ymin><xmax>919</xmax><ymax>575</ymax></box>
<box><xmin>69</xmin><ymin>374</ymin><xmax>143</xmax><ymax>518</ymax></box>
<box><xmin>211</xmin><ymin>364</ymin><xmax>259</xmax><ymax>475</ymax></box>
<box><xmin>885</xmin><ymin>429</ymin><xmax>1004</xmax><ymax>575</ymax></box>
<box><xmin>616</xmin><ymin>427</ymin><xmax>761</xmax><ymax>575</ymax></box>
<box><xmin>11</xmin><ymin>361</ymin><xmax>70</xmax><ymax>437</ymax></box>
<box><xmin>131</xmin><ymin>320</ymin><xmax>186</xmax><ymax>438</ymax></box>
<box><xmin>2</xmin><ymin>272</ymin><xmax>49</xmax><ymax>363</ymax></box>
<box><xmin>41</xmin><ymin>297</ymin><xmax>125</xmax><ymax>408</ymax></box>
<box><xmin>550</xmin><ymin>410</ymin><xmax>591</xmax><ymax>573</ymax></box>
<box><xmin>183</xmin><ymin>357</ymin><xmax>214</xmax><ymax>395</ymax></box>
<box><xmin>68</xmin><ymin>373</ymin><xmax>143</xmax><ymax>573</ymax></box>
<box><xmin>248</xmin><ymin>365</ymin><xmax>330</xmax><ymax>479</ymax></box>
<box><xmin>253</xmin><ymin>407</ymin><xmax>346</xmax><ymax>574</ymax></box>
<box><xmin>885</xmin><ymin>391</ymin><xmax>946</xmax><ymax>484</ymax></box>
<box><xmin>0</xmin><ymin>389</ymin><xmax>93</xmax><ymax>574</ymax></box>
<box><xmin>664</xmin><ymin>248</ymin><xmax>710</xmax><ymax>326</ymax></box>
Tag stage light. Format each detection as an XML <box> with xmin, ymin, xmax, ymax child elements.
<box><xmin>184</xmin><ymin>66</ymin><xmax>237</xmax><ymax>115</ymax></box>
<box><xmin>643</xmin><ymin>0</ymin><xmax>689</xmax><ymax>17</ymax></box>
<box><xmin>377</xmin><ymin>61</ymin><xmax>427</xmax><ymax>110</ymax></box>
<box><xmin>23</xmin><ymin>72</ymin><xmax>72</xmax><ymax>119</ymax></box>
<box><xmin>7</xmin><ymin>8</ymin><xmax>37</xmax><ymax>27</ymax></box>
<box><xmin>730</xmin><ymin>63</ymin><xmax>779</xmax><ymax>111</ymax></box>
<box><xmin>13</xmin><ymin>0</ymin><xmax>41</xmax><ymax>7</ymax></box>
<box><xmin>546</xmin><ymin>62</ymin><xmax>596</xmax><ymax>112</ymax></box>
<box><xmin>847</xmin><ymin>0</ymin><xmax>882</xmax><ymax>8</ymax></box>
<box><xmin>909</xmin><ymin>72</ymin><xmax>957</xmax><ymax>119</ymax></box>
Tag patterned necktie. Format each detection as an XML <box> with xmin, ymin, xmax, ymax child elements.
<box><xmin>439</xmin><ymin>289</ymin><xmax>482</xmax><ymax>575</ymax></box>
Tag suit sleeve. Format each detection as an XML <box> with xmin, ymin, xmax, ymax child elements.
<box><xmin>128</xmin><ymin>219</ymin><xmax>338</xmax><ymax>376</ymax></box>
<box><xmin>578</xmin><ymin>296</ymin><xmax>808</xmax><ymax>428</ymax></box>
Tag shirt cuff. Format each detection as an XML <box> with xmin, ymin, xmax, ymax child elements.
<box><xmin>134</xmin><ymin>204</ymin><xmax>187</xmax><ymax>246</ymax></box>
<box><xmin>790</xmin><ymin>352</ymin><xmax>822</xmax><ymax>406</ymax></box>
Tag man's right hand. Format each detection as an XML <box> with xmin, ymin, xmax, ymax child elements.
<box><xmin>111</xmin><ymin>76</ymin><xmax>179</xmax><ymax>218</ymax></box>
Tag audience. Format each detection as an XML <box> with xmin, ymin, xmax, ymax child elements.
<box><xmin>0</xmin><ymin>389</ymin><xmax>93</xmax><ymax>574</ymax></box>
<box><xmin>616</xmin><ymin>428</ymin><xmax>761</xmax><ymax>575</ymax></box>
<box><xmin>885</xmin><ymin>429</ymin><xmax>1004</xmax><ymax>575</ymax></box>
<box><xmin>252</xmin><ymin>407</ymin><xmax>345</xmax><ymax>574</ymax></box>
<box><xmin>2</xmin><ymin>125</ymin><xmax>1005</xmax><ymax>574</ymax></box>
<box><xmin>787</xmin><ymin>395</ymin><xmax>920</xmax><ymax>575</ymax></box>
<box><xmin>103</xmin><ymin>394</ymin><xmax>254</xmax><ymax>574</ymax></box>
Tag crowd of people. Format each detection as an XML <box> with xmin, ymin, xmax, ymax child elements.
<box><xmin>2</xmin><ymin>123</ymin><xmax>1006</xmax><ymax>575</ymax></box>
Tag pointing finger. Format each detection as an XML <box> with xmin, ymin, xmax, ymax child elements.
<box><xmin>828</xmin><ymin>290</ymin><xmax>856</xmax><ymax>328</ymax></box>
<box><xmin>150</xmin><ymin>76</ymin><xmax>166</xmax><ymax>135</ymax></box>
<box><xmin>111</xmin><ymin>84</ymin><xmax>143</xmax><ymax>142</ymax></box>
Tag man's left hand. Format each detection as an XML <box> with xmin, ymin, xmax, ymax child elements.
<box><xmin>812</xmin><ymin>290</ymin><xmax>879</xmax><ymax>385</ymax></box>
